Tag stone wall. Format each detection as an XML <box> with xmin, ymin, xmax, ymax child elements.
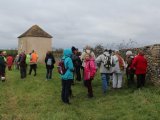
<box><xmin>142</xmin><ymin>44</ymin><xmax>160</xmax><ymax>85</ymax></box>
<box><xmin>121</xmin><ymin>44</ymin><xmax>160</xmax><ymax>85</ymax></box>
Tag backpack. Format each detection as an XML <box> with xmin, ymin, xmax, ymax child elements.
<box><xmin>103</xmin><ymin>54</ymin><xmax>111</xmax><ymax>70</ymax></box>
<box><xmin>47</xmin><ymin>58</ymin><xmax>52</xmax><ymax>65</ymax></box>
<box><xmin>57</xmin><ymin>59</ymin><xmax>66</xmax><ymax>75</ymax></box>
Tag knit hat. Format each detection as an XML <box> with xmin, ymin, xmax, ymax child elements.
<box><xmin>71</xmin><ymin>46</ymin><xmax>77</xmax><ymax>52</ymax></box>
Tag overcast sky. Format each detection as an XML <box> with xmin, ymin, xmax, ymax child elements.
<box><xmin>0</xmin><ymin>0</ymin><xmax>160</xmax><ymax>49</ymax></box>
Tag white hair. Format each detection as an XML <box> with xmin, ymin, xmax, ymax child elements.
<box><xmin>126</xmin><ymin>51</ymin><xmax>132</xmax><ymax>56</ymax></box>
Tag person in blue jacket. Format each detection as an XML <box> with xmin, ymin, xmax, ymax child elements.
<box><xmin>61</xmin><ymin>48</ymin><xmax>74</xmax><ymax>104</ymax></box>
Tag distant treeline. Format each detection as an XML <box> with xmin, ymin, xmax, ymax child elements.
<box><xmin>52</xmin><ymin>49</ymin><xmax>63</xmax><ymax>61</ymax></box>
<box><xmin>0</xmin><ymin>49</ymin><xmax>62</xmax><ymax>59</ymax></box>
<box><xmin>0</xmin><ymin>50</ymin><xmax>18</xmax><ymax>57</ymax></box>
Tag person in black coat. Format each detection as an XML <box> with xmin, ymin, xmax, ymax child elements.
<box><xmin>18</xmin><ymin>52</ymin><xmax>27</xmax><ymax>79</ymax></box>
<box><xmin>0</xmin><ymin>51</ymin><xmax>7</xmax><ymax>82</ymax></box>
<box><xmin>45</xmin><ymin>51</ymin><xmax>55</xmax><ymax>80</ymax></box>
<box><xmin>71</xmin><ymin>46</ymin><xmax>82</xmax><ymax>81</ymax></box>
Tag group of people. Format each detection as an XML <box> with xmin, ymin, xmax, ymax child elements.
<box><xmin>60</xmin><ymin>46</ymin><xmax>148</xmax><ymax>104</ymax></box>
<box><xmin>18</xmin><ymin>50</ymin><xmax>39</xmax><ymax>79</ymax></box>
<box><xmin>0</xmin><ymin>50</ymin><xmax>39</xmax><ymax>81</ymax></box>
<box><xmin>0</xmin><ymin>46</ymin><xmax>148</xmax><ymax>105</ymax></box>
<box><xmin>0</xmin><ymin>51</ymin><xmax>16</xmax><ymax>81</ymax></box>
<box><xmin>60</xmin><ymin>46</ymin><xmax>96</xmax><ymax>104</ymax></box>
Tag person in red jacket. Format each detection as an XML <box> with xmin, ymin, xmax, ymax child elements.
<box><xmin>132</xmin><ymin>50</ymin><xmax>147</xmax><ymax>88</ymax></box>
<box><xmin>7</xmin><ymin>55</ymin><xmax>13</xmax><ymax>71</ymax></box>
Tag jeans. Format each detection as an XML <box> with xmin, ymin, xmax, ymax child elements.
<box><xmin>101</xmin><ymin>73</ymin><xmax>110</xmax><ymax>93</ymax></box>
<box><xmin>46</xmin><ymin>68</ymin><xmax>53</xmax><ymax>79</ymax></box>
<box><xmin>75</xmin><ymin>66</ymin><xmax>81</xmax><ymax>81</ymax></box>
<box><xmin>61</xmin><ymin>80</ymin><xmax>72</xmax><ymax>103</ymax></box>
<box><xmin>20</xmin><ymin>66</ymin><xmax>26</xmax><ymax>79</ymax></box>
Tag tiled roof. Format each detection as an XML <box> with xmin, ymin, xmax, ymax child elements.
<box><xmin>18</xmin><ymin>25</ymin><xmax>52</xmax><ymax>38</ymax></box>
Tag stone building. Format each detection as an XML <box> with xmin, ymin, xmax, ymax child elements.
<box><xmin>18</xmin><ymin>25</ymin><xmax>52</xmax><ymax>62</ymax></box>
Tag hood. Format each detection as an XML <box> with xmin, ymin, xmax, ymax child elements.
<box><xmin>63</xmin><ymin>48</ymin><xmax>72</xmax><ymax>57</ymax></box>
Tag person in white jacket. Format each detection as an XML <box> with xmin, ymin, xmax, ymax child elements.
<box><xmin>96</xmin><ymin>49</ymin><xmax>113</xmax><ymax>94</ymax></box>
<box><xmin>112</xmin><ymin>50</ymin><xmax>125</xmax><ymax>89</ymax></box>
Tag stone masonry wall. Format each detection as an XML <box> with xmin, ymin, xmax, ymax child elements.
<box><xmin>142</xmin><ymin>44</ymin><xmax>160</xmax><ymax>85</ymax></box>
<box><xmin>120</xmin><ymin>44</ymin><xmax>160</xmax><ymax>86</ymax></box>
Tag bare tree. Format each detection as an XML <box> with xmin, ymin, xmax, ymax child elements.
<box><xmin>116</xmin><ymin>39</ymin><xmax>138</xmax><ymax>50</ymax></box>
<box><xmin>53</xmin><ymin>48</ymin><xmax>64</xmax><ymax>60</ymax></box>
<box><xmin>93</xmin><ymin>44</ymin><xmax>104</xmax><ymax>56</ymax></box>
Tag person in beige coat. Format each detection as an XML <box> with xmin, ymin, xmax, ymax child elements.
<box><xmin>112</xmin><ymin>50</ymin><xmax>125</xmax><ymax>89</ymax></box>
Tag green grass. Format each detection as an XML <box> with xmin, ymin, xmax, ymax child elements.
<box><xmin>0</xmin><ymin>64</ymin><xmax>160</xmax><ymax>120</ymax></box>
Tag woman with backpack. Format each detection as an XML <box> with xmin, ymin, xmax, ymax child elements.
<box><xmin>45</xmin><ymin>51</ymin><xmax>55</xmax><ymax>80</ymax></box>
<box><xmin>61</xmin><ymin>48</ymin><xmax>74</xmax><ymax>104</ymax></box>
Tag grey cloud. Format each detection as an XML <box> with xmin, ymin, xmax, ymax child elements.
<box><xmin>1</xmin><ymin>0</ymin><xmax>160</xmax><ymax>49</ymax></box>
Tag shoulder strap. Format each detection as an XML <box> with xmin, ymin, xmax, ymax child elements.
<box><xmin>103</xmin><ymin>54</ymin><xmax>106</xmax><ymax>57</ymax></box>
<box><xmin>62</xmin><ymin>58</ymin><xmax>67</xmax><ymax>69</ymax></box>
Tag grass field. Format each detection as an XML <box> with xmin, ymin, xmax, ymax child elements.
<box><xmin>0</xmin><ymin>64</ymin><xmax>160</xmax><ymax>120</ymax></box>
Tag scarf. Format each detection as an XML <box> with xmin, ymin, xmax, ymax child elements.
<box><xmin>116</xmin><ymin>55</ymin><xmax>124</xmax><ymax>70</ymax></box>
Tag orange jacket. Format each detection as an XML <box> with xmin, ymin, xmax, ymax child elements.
<box><xmin>30</xmin><ymin>52</ymin><xmax>38</xmax><ymax>64</ymax></box>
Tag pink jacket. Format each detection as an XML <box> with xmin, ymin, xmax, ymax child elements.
<box><xmin>84</xmin><ymin>58</ymin><xmax>96</xmax><ymax>80</ymax></box>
